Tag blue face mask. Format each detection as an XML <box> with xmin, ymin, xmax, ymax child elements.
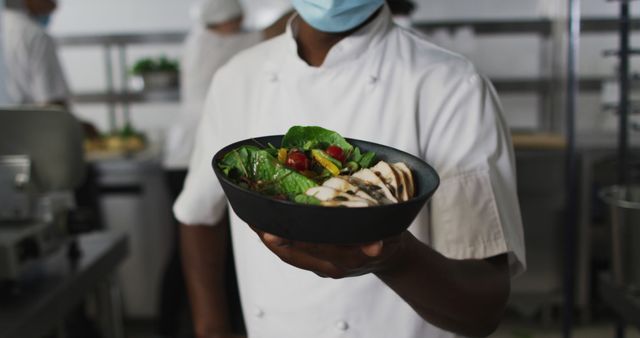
<box><xmin>34</xmin><ymin>15</ymin><xmax>51</xmax><ymax>28</ymax></box>
<box><xmin>292</xmin><ymin>0</ymin><xmax>384</xmax><ymax>33</ymax></box>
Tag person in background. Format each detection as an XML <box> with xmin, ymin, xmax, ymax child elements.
<box><xmin>159</xmin><ymin>1</ymin><xmax>291</xmax><ymax>336</ymax></box>
<box><xmin>2</xmin><ymin>0</ymin><xmax>70</xmax><ymax>107</ymax></box>
<box><xmin>163</xmin><ymin>0</ymin><xmax>291</xmax><ymax>173</ymax></box>
<box><xmin>387</xmin><ymin>0</ymin><xmax>415</xmax><ymax>28</ymax></box>
<box><xmin>175</xmin><ymin>1</ymin><xmax>526</xmax><ymax>338</ymax></box>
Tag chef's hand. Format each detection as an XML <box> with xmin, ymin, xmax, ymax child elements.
<box><xmin>251</xmin><ymin>227</ymin><xmax>406</xmax><ymax>278</ymax></box>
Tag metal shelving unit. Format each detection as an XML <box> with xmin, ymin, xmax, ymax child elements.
<box><xmin>56</xmin><ymin>32</ymin><xmax>185</xmax><ymax>132</ymax></box>
<box><xmin>597</xmin><ymin>1</ymin><xmax>640</xmax><ymax>338</ymax></box>
<box><xmin>55</xmin><ymin>18</ymin><xmax>640</xmax><ymax>133</ymax></box>
<box><xmin>414</xmin><ymin>17</ymin><xmax>640</xmax><ymax>34</ymax></box>
<box><xmin>415</xmin><ymin>17</ymin><xmax>640</xmax><ymax>133</ymax></box>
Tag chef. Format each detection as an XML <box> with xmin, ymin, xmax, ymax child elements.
<box><xmin>174</xmin><ymin>1</ymin><xmax>526</xmax><ymax>337</ymax></box>
<box><xmin>2</xmin><ymin>0</ymin><xmax>70</xmax><ymax>107</ymax></box>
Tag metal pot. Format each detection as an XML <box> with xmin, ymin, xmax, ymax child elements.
<box><xmin>141</xmin><ymin>71</ymin><xmax>178</xmax><ymax>90</ymax></box>
<box><xmin>600</xmin><ymin>185</ymin><xmax>640</xmax><ymax>289</ymax></box>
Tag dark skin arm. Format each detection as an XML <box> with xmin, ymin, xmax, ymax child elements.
<box><xmin>254</xmin><ymin>230</ymin><xmax>510</xmax><ymax>338</ymax></box>
<box><xmin>181</xmin><ymin>215</ymin><xmax>245</xmax><ymax>338</ymax></box>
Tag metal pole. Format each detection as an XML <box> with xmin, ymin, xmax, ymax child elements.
<box><xmin>109</xmin><ymin>275</ymin><xmax>125</xmax><ymax>338</ymax></box>
<box><xmin>618</xmin><ymin>1</ymin><xmax>630</xmax><ymax>186</ymax></box>
<box><xmin>564</xmin><ymin>0</ymin><xmax>581</xmax><ymax>337</ymax></box>
<box><xmin>612</xmin><ymin>3</ymin><xmax>631</xmax><ymax>337</ymax></box>
<box><xmin>118</xmin><ymin>45</ymin><xmax>131</xmax><ymax>128</ymax></box>
<box><xmin>104</xmin><ymin>45</ymin><xmax>117</xmax><ymax>133</ymax></box>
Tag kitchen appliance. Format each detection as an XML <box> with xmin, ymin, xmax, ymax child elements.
<box><xmin>0</xmin><ymin>108</ymin><xmax>85</xmax><ymax>281</ymax></box>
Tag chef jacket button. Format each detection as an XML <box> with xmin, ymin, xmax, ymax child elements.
<box><xmin>335</xmin><ymin>320</ymin><xmax>349</xmax><ymax>331</ymax></box>
<box><xmin>369</xmin><ymin>76</ymin><xmax>378</xmax><ymax>84</ymax></box>
<box><xmin>254</xmin><ymin>307</ymin><xmax>265</xmax><ymax>318</ymax></box>
<box><xmin>269</xmin><ymin>74</ymin><xmax>279</xmax><ymax>82</ymax></box>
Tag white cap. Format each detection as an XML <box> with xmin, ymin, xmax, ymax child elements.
<box><xmin>190</xmin><ymin>0</ymin><xmax>242</xmax><ymax>26</ymax></box>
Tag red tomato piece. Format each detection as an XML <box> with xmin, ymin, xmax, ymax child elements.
<box><xmin>286</xmin><ymin>151</ymin><xmax>310</xmax><ymax>171</ymax></box>
<box><xmin>326</xmin><ymin>145</ymin><xmax>345</xmax><ymax>162</ymax></box>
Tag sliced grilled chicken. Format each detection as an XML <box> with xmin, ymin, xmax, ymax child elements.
<box><xmin>321</xmin><ymin>200</ymin><xmax>371</xmax><ymax>208</ymax></box>
<box><xmin>351</xmin><ymin>169</ymin><xmax>398</xmax><ymax>204</ymax></box>
<box><xmin>322</xmin><ymin>177</ymin><xmax>378</xmax><ymax>204</ymax></box>
<box><xmin>371</xmin><ymin>161</ymin><xmax>407</xmax><ymax>202</ymax></box>
<box><xmin>390</xmin><ymin>165</ymin><xmax>409</xmax><ymax>201</ymax></box>
<box><xmin>305</xmin><ymin>186</ymin><xmax>374</xmax><ymax>207</ymax></box>
<box><xmin>392</xmin><ymin>162</ymin><xmax>414</xmax><ymax>199</ymax></box>
<box><xmin>347</xmin><ymin>177</ymin><xmax>392</xmax><ymax>205</ymax></box>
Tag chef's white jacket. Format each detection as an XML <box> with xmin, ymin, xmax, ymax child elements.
<box><xmin>2</xmin><ymin>9</ymin><xmax>70</xmax><ymax>104</ymax></box>
<box><xmin>174</xmin><ymin>5</ymin><xmax>526</xmax><ymax>338</ymax></box>
<box><xmin>163</xmin><ymin>27</ymin><xmax>262</xmax><ymax>169</ymax></box>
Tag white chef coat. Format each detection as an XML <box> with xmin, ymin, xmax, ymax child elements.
<box><xmin>163</xmin><ymin>26</ymin><xmax>263</xmax><ymax>169</ymax></box>
<box><xmin>1</xmin><ymin>9</ymin><xmax>70</xmax><ymax>104</ymax></box>
<box><xmin>174</xmin><ymin>5</ymin><xmax>526</xmax><ymax>338</ymax></box>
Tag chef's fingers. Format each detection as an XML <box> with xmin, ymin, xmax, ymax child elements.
<box><xmin>259</xmin><ymin>232</ymin><xmax>348</xmax><ymax>279</ymax></box>
<box><xmin>249</xmin><ymin>226</ymin><xmax>292</xmax><ymax>247</ymax></box>
<box><xmin>361</xmin><ymin>241</ymin><xmax>384</xmax><ymax>257</ymax></box>
<box><xmin>261</xmin><ymin>232</ymin><xmax>292</xmax><ymax>247</ymax></box>
<box><xmin>290</xmin><ymin>242</ymin><xmax>364</xmax><ymax>268</ymax></box>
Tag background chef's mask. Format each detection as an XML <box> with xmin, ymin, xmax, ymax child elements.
<box><xmin>291</xmin><ymin>0</ymin><xmax>385</xmax><ymax>33</ymax></box>
<box><xmin>34</xmin><ymin>14</ymin><xmax>51</xmax><ymax>28</ymax></box>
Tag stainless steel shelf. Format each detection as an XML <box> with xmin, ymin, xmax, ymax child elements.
<box><xmin>492</xmin><ymin>77</ymin><xmax>603</xmax><ymax>92</ymax></box>
<box><xmin>54</xmin><ymin>17</ymin><xmax>640</xmax><ymax>48</ymax></box>
<box><xmin>57</xmin><ymin>32</ymin><xmax>186</xmax><ymax>47</ymax></box>
<box><xmin>70</xmin><ymin>78</ymin><xmax>603</xmax><ymax>105</ymax></box>
<box><xmin>72</xmin><ymin>89</ymin><xmax>180</xmax><ymax>104</ymax></box>
<box><xmin>414</xmin><ymin>17</ymin><xmax>640</xmax><ymax>35</ymax></box>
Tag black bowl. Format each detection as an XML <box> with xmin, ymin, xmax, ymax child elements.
<box><xmin>212</xmin><ymin>136</ymin><xmax>440</xmax><ymax>244</ymax></box>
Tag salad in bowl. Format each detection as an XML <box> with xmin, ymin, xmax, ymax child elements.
<box><xmin>212</xmin><ymin>126</ymin><xmax>439</xmax><ymax>243</ymax></box>
<box><xmin>218</xmin><ymin>126</ymin><xmax>415</xmax><ymax>207</ymax></box>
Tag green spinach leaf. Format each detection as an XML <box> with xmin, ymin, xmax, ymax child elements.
<box><xmin>358</xmin><ymin>151</ymin><xmax>376</xmax><ymax>168</ymax></box>
<box><xmin>218</xmin><ymin>146</ymin><xmax>317</xmax><ymax>198</ymax></box>
<box><xmin>294</xmin><ymin>194</ymin><xmax>321</xmax><ymax>205</ymax></box>
<box><xmin>218</xmin><ymin>146</ymin><xmax>257</xmax><ymax>177</ymax></box>
<box><xmin>282</xmin><ymin>126</ymin><xmax>353</xmax><ymax>153</ymax></box>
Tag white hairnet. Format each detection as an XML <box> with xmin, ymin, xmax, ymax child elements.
<box><xmin>190</xmin><ymin>0</ymin><xmax>242</xmax><ymax>25</ymax></box>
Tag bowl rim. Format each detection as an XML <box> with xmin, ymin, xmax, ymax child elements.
<box><xmin>212</xmin><ymin>135</ymin><xmax>440</xmax><ymax>210</ymax></box>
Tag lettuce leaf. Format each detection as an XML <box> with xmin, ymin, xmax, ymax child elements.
<box><xmin>281</xmin><ymin>126</ymin><xmax>353</xmax><ymax>153</ymax></box>
<box><xmin>218</xmin><ymin>145</ymin><xmax>317</xmax><ymax>198</ymax></box>
<box><xmin>294</xmin><ymin>194</ymin><xmax>321</xmax><ymax>205</ymax></box>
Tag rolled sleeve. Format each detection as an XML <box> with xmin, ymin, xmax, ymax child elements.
<box><xmin>430</xmin><ymin>169</ymin><xmax>526</xmax><ymax>276</ymax></box>
<box><xmin>421</xmin><ymin>62</ymin><xmax>526</xmax><ymax>276</ymax></box>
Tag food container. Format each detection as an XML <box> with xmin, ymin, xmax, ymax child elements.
<box><xmin>141</xmin><ymin>71</ymin><xmax>178</xmax><ymax>90</ymax></box>
<box><xmin>600</xmin><ymin>185</ymin><xmax>640</xmax><ymax>289</ymax></box>
<box><xmin>212</xmin><ymin>135</ymin><xmax>440</xmax><ymax>244</ymax></box>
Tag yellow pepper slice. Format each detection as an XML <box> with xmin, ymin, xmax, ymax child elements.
<box><xmin>311</xmin><ymin>149</ymin><xmax>340</xmax><ymax>176</ymax></box>
<box><xmin>277</xmin><ymin>148</ymin><xmax>288</xmax><ymax>163</ymax></box>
